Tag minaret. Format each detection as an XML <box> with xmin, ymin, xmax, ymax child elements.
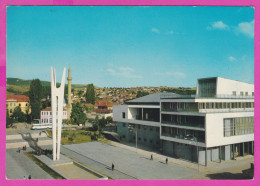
<box><xmin>67</xmin><ymin>66</ymin><xmax>72</xmax><ymax>120</ymax></box>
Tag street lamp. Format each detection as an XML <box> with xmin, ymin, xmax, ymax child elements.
<box><xmin>185</xmin><ymin>134</ymin><xmax>199</xmax><ymax>172</ymax></box>
<box><xmin>128</xmin><ymin>124</ymin><xmax>137</xmax><ymax>153</ymax></box>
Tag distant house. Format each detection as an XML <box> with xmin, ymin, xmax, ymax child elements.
<box><xmin>6</xmin><ymin>95</ymin><xmax>30</xmax><ymax>116</ymax></box>
<box><xmin>91</xmin><ymin>99</ymin><xmax>114</xmax><ymax>118</ymax></box>
<box><xmin>40</xmin><ymin>107</ymin><xmax>67</xmax><ymax>124</ymax></box>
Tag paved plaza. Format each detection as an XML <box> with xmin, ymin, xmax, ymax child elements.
<box><xmin>64</xmin><ymin>142</ymin><xmax>197</xmax><ymax>179</ymax></box>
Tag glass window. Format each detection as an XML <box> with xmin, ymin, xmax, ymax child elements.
<box><xmin>10</xmin><ymin>109</ymin><xmax>12</xmax><ymax>113</ymax></box>
<box><xmin>10</xmin><ymin>103</ymin><xmax>12</xmax><ymax>106</ymax></box>
<box><xmin>122</xmin><ymin>112</ymin><xmax>125</xmax><ymax>118</ymax></box>
<box><xmin>232</xmin><ymin>91</ymin><xmax>236</xmax><ymax>96</ymax></box>
<box><xmin>14</xmin><ymin>103</ymin><xmax>16</xmax><ymax>106</ymax></box>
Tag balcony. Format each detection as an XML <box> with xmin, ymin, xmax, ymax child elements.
<box><xmin>161</xmin><ymin>133</ymin><xmax>205</xmax><ymax>143</ymax></box>
<box><xmin>161</xmin><ymin>121</ymin><xmax>204</xmax><ymax>130</ymax></box>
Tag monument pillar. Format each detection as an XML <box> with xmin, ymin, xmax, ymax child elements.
<box><xmin>51</xmin><ymin>67</ymin><xmax>66</xmax><ymax>161</ymax></box>
<box><xmin>67</xmin><ymin>66</ymin><xmax>72</xmax><ymax>119</ymax></box>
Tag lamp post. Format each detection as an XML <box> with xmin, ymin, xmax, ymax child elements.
<box><xmin>128</xmin><ymin>124</ymin><xmax>137</xmax><ymax>153</ymax></box>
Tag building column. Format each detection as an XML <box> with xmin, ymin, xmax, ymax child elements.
<box><xmin>219</xmin><ymin>146</ymin><xmax>221</xmax><ymax>163</ymax></box>
<box><xmin>205</xmin><ymin>148</ymin><xmax>207</xmax><ymax>166</ymax></box>
<box><xmin>242</xmin><ymin>143</ymin><xmax>245</xmax><ymax>156</ymax></box>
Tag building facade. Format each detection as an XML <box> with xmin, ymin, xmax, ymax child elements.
<box><xmin>113</xmin><ymin>77</ymin><xmax>254</xmax><ymax>163</ymax></box>
<box><xmin>40</xmin><ymin>107</ymin><xmax>67</xmax><ymax>124</ymax></box>
<box><xmin>6</xmin><ymin>95</ymin><xmax>31</xmax><ymax>116</ymax></box>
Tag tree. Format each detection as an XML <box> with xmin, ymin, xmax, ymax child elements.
<box><xmin>71</xmin><ymin>102</ymin><xmax>87</xmax><ymax>125</ymax></box>
<box><xmin>98</xmin><ymin>117</ymin><xmax>107</xmax><ymax>137</ymax></box>
<box><xmin>85</xmin><ymin>84</ymin><xmax>95</xmax><ymax>104</ymax></box>
<box><xmin>42</xmin><ymin>99</ymin><xmax>51</xmax><ymax>109</ymax></box>
<box><xmin>12</xmin><ymin>106</ymin><xmax>27</xmax><ymax>122</ymax></box>
<box><xmin>29</xmin><ymin>79</ymin><xmax>42</xmax><ymax>120</ymax></box>
<box><xmin>106</xmin><ymin>116</ymin><xmax>113</xmax><ymax>124</ymax></box>
<box><xmin>136</xmin><ymin>91</ymin><xmax>149</xmax><ymax>98</ymax></box>
<box><xmin>6</xmin><ymin>109</ymin><xmax>13</xmax><ymax>128</ymax></box>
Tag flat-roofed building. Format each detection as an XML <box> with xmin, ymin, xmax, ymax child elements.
<box><xmin>113</xmin><ymin>77</ymin><xmax>254</xmax><ymax>164</ymax></box>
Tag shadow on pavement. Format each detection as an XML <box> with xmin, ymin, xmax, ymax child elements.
<box><xmin>19</xmin><ymin>132</ymin><xmax>40</xmax><ymax>151</ymax></box>
<box><xmin>205</xmin><ymin>172</ymin><xmax>252</xmax><ymax>180</ymax></box>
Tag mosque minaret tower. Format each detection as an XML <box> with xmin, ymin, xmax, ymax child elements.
<box><xmin>67</xmin><ymin>66</ymin><xmax>72</xmax><ymax>119</ymax></box>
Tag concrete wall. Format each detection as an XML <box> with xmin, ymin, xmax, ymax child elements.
<box><xmin>206</xmin><ymin>112</ymin><xmax>254</xmax><ymax>147</ymax></box>
<box><xmin>216</xmin><ymin>77</ymin><xmax>254</xmax><ymax>96</ymax></box>
<box><xmin>113</xmin><ymin>105</ymin><xmax>129</xmax><ymax>122</ymax></box>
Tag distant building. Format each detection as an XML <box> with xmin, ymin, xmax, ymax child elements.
<box><xmin>113</xmin><ymin>77</ymin><xmax>254</xmax><ymax>164</ymax></box>
<box><xmin>6</xmin><ymin>95</ymin><xmax>30</xmax><ymax>116</ymax></box>
<box><xmin>92</xmin><ymin>99</ymin><xmax>114</xmax><ymax>118</ymax></box>
<box><xmin>40</xmin><ymin>107</ymin><xmax>67</xmax><ymax>124</ymax></box>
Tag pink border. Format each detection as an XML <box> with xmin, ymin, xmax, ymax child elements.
<box><xmin>0</xmin><ymin>0</ymin><xmax>259</xmax><ymax>185</ymax></box>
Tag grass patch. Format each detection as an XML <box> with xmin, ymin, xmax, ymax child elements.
<box><xmin>24</xmin><ymin>152</ymin><xmax>64</xmax><ymax>179</ymax></box>
<box><xmin>46</xmin><ymin>130</ymin><xmax>110</xmax><ymax>145</ymax></box>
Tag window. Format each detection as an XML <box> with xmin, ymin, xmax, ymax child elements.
<box><xmin>150</xmin><ymin>127</ymin><xmax>153</xmax><ymax>131</ymax></box>
<box><xmin>10</xmin><ymin>109</ymin><xmax>12</xmax><ymax>113</ymax></box>
<box><xmin>252</xmin><ymin>92</ymin><xmax>254</xmax><ymax>96</ymax></box>
<box><xmin>144</xmin><ymin>138</ymin><xmax>147</xmax><ymax>142</ymax></box>
<box><xmin>14</xmin><ymin>103</ymin><xmax>16</xmax><ymax>106</ymax></box>
<box><xmin>123</xmin><ymin>123</ymin><xmax>126</xmax><ymax>127</ymax></box>
<box><xmin>19</xmin><ymin>104</ymin><xmax>21</xmax><ymax>106</ymax></box>
<box><xmin>156</xmin><ymin>127</ymin><xmax>159</xmax><ymax>132</ymax></box>
<box><xmin>10</xmin><ymin>103</ymin><xmax>12</xmax><ymax>106</ymax></box>
<box><xmin>245</xmin><ymin>92</ymin><xmax>248</xmax><ymax>96</ymax></box>
<box><xmin>150</xmin><ymin>140</ymin><xmax>153</xmax><ymax>143</ymax></box>
<box><xmin>240</xmin><ymin>92</ymin><xmax>244</xmax><ymax>96</ymax></box>
<box><xmin>138</xmin><ymin>137</ymin><xmax>141</xmax><ymax>141</ymax></box>
<box><xmin>122</xmin><ymin>112</ymin><xmax>125</xmax><ymax>118</ymax></box>
<box><xmin>232</xmin><ymin>91</ymin><xmax>236</xmax><ymax>96</ymax></box>
<box><xmin>50</xmin><ymin>112</ymin><xmax>52</xmax><ymax>115</ymax></box>
<box><xmin>26</xmin><ymin>103</ymin><xmax>27</xmax><ymax>106</ymax></box>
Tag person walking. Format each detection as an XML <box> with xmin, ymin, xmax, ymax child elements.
<box><xmin>151</xmin><ymin>154</ymin><xmax>153</xmax><ymax>160</ymax></box>
<box><xmin>18</xmin><ymin>148</ymin><xmax>20</xmax><ymax>153</ymax></box>
<box><xmin>28</xmin><ymin>175</ymin><xmax>31</xmax><ymax>179</ymax></box>
<box><xmin>112</xmin><ymin>163</ymin><xmax>114</xmax><ymax>171</ymax></box>
<box><xmin>39</xmin><ymin>132</ymin><xmax>41</xmax><ymax>136</ymax></box>
<box><xmin>166</xmin><ymin>158</ymin><xmax>168</xmax><ymax>164</ymax></box>
<box><xmin>23</xmin><ymin>176</ymin><xmax>26</xmax><ymax>180</ymax></box>
<box><xmin>24</xmin><ymin>145</ymin><xmax>27</xmax><ymax>151</ymax></box>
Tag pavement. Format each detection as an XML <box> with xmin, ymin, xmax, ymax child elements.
<box><xmin>6</xmin><ymin>148</ymin><xmax>53</xmax><ymax>180</ymax></box>
<box><xmin>63</xmin><ymin>142</ymin><xmax>197</xmax><ymax>179</ymax></box>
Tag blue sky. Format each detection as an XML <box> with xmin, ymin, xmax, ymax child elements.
<box><xmin>7</xmin><ymin>6</ymin><xmax>254</xmax><ymax>87</ymax></box>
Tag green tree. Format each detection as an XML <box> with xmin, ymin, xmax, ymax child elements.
<box><xmin>6</xmin><ymin>109</ymin><xmax>13</xmax><ymax>128</ymax></box>
<box><xmin>42</xmin><ymin>99</ymin><xmax>51</xmax><ymax>109</ymax></box>
<box><xmin>71</xmin><ymin>102</ymin><xmax>87</xmax><ymax>125</ymax></box>
<box><xmin>29</xmin><ymin>79</ymin><xmax>42</xmax><ymax>120</ymax></box>
<box><xmin>12</xmin><ymin>106</ymin><xmax>27</xmax><ymax>122</ymax></box>
<box><xmin>98</xmin><ymin>117</ymin><xmax>107</xmax><ymax>137</ymax></box>
<box><xmin>85</xmin><ymin>84</ymin><xmax>95</xmax><ymax>104</ymax></box>
<box><xmin>136</xmin><ymin>90</ymin><xmax>149</xmax><ymax>98</ymax></box>
<box><xmin>106</xmin><ymin>116</ymin><xmax>113</xmax><ymax>124</ymax></box>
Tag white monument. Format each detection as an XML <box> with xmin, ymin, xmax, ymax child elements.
<box><xmin>50</xmin><ymin>67</ymin><xmax>66</xmax><ymax>160</ymax></box>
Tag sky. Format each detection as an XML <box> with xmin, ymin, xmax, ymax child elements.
<box><xmin>7</xmin><ymin>6</ymin><xmax>254</xmax><ymax>88</ymax></box>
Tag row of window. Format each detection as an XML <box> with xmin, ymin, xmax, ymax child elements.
<box><xmin>232</xmin><ymin>91</ymin><xmax>254</xmax><ymax>96</ymax></box>
<box><xmin>121</xmin><ymin>135</ymin><xmax>160</xmax><ymax>145</ymax></box>
<box><xmin>122</xmin><ymin>123</ymin><xmax>160</xmax><ymax>131</ymax></box>
<box><xmin>224</xmin><ymin>117</ymin><xmax>254</xmax><ymax>137</ymax></box>
<box><xmin>7</xmin><ymin>103</ymin><xmax>27</xmax><ymax>107</ymax></box>
<box><xmin>41</xmin><ymin>111</ymin><xmax>67</xmax><ymax>116</ymax></box>
<box><xmin>199</xmin><ymin>102</ymin><xmax>254</xmax><ymax>109</ymax></box>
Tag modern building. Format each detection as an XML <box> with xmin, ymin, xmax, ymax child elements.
<box><xmin>6</xmin><ymin>95</ymin><xmax>31</xmax><ymax>116</ymax></box>
<box><xmin>40</xmin><ymin>107</ymin><xmax>67</xmax><ymax>124</ymax></box>
<box><xmin>113</xmin><ymin>77</ymin><xmax>254</xmax><ymax>164</ymax></box>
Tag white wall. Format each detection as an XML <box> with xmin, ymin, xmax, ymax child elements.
<box><xmin>216</xmin><ymin>77</ymin><xmax>254</xmax><ymax>96</ymax></box>
<box><xmin>113</xmin><ymin>105</ymin><xmax>128</xmax><ymax>122</ymax></box>
<box><xmin>206</xmin><ymin>112</ymin><xmax>254</xmax><ymax>147</ymax></box>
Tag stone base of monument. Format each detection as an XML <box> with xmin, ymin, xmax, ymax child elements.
<box><xmin>34</xmin><ymin>154</ymin><xmax>108</xmax><ymax>180</ymax></box>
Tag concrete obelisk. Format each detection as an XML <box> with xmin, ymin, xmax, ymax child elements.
<box><xmin>50</xmin><ymin>67</ymin><xmax>66</xmax><ymax>161</ymax></box>
<box><xmin>67</xmin><ymin>66</ymin><xmax>72</xmax><ymax>119</ymax></box>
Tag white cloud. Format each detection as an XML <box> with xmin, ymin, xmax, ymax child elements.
<box><xmin>107</xmin><ymin>66</ymin><xmax>142</xmax><ymax>79</ymax></box>
<box><xmin>229</xmin><ymin>56</ymin><xmax>236</xmax><ymax>62</ymax></box>
<box><xmin>151</xmin><ymin>28</ymin><xmax>160</xmax><ymax>34</ymax></box>
<box><xmin>207</xmin><ymin>21</ymin><xmax>229</xmax><ymax>30</ymax></box>
<box><xmin>237</xmin><ymin>20</ymin><xmax>254</xmax><ymax>38</ymax></box>
<box><xmin>166</xmin><ymin>30</ymin><xmax>174</xmax><ymax>35</ymax></box>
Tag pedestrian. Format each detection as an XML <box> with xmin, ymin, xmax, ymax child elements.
<box><xmin>39</xmin><ymin>132</ymin><xmax>41</xmax><ymax>136</ymax></box>
<box><xmin>151</xmin><ymin>154</ymin><xmax>153</xmax><ymax>160</ymax></box>
<box><xmin>36</xmin><ymin>138</ymin><xmax>38</xmax><ymax>142</ymax></box>
<box><xmin>23</xmin><ymin>176</ymin><xmax>26</xmax><ymax>180</ymax></box>
<box><xmin>25</xmin><ymin>145</ymin><xmax>27</xmax><ymax>151</ymax></box>
<box><xmin>112</xmin><ymin>163</ymin><xmax>114</xmax><ymax>171</ymax></box>
<box><xmin>18</xmin><ymin>148</ymin><xmax>20</xmax><ymax>153</ymax></box>
<box><xmin>28</xmin><ymin>175</ymin><xmax>31</xmax><ymax>179</ymax></box>
<box><xmin>166</xmin><ymin>158</ymin><xmax>168</xmax><ymax>164</ymax></box>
